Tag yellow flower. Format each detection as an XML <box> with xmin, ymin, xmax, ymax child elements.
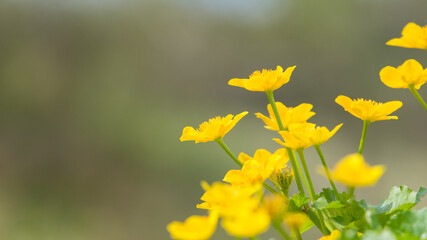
<box><xmin>274</xmin><ymin>123</ymin><xmax>315</xmax><ymax>150</ymax></box>
<box><xmin>329</xmin><ymin>153</ymin><xmax>385</xmax><ymax>187</ymax></box>
<box><xmin>318</xmin><ymin>230</ymin><xmax>341</xmax><ymax>240</ymax></box>
<box><xmin>380</xmin><ymin>59</ymin><xmax>427</xmax><ymax>90</ymax></box>
<box><xmin>180</xmin><ymin>111</ymin><xmax>248</xmax><ymax>143</ymax></box>
<box><xmin>273</xmin><ymin>123</ymin><xmax>342</xmax><ymax>150</ymax></box>
<box><xmin>223</xmin><ymin>149</ymin><xmax>289</xmax><ymax>186</ymax></box>
<box><xmin>221</xmin><ymin>208</ymin><xmax>271</xmax><ymax>238</ymax></box>
<box><xmin>167</xmin><ymin>211</ymin><xmax>218</xmax><ymax>240</ymax></box>
<box><xmin>335</xmin><ymin>95</ymin><xmax>402</xmax><ymax>122</ymax></box>
<box><xmin>255</xmin><ymin>102</ymin><xmax>316</xmax><ymax>131</ymax></box>
<box><xmin>308</xmin><ymin>123</ymin><xmax>343</xmax><ymax>146</ymax></box>
<box><xmin>196</xmin><ymin>181</ymin><xmax>261</xmax><ymax>217</ymax></box>
<box><xmin>228</xmin><ymin>66</ymin><xmax>296</xmax><ymax>92</ymax></box>
<box><xmin>284</xmin><ymin>212</ymin><xmax>309</xmax><ymax>230</ymax></box>
<box><xmin>386</xmin><ymin>22</ymin><xmax>427</xmax><ymax>50</ymax></box>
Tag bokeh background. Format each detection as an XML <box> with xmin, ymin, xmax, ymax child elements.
<box><xmin>0</xmin><ymin>0</ymin><xmax>426</xmax><ymax>239</ymax></box>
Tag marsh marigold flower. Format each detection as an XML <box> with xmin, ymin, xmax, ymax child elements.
<box><xmin>228</xmin><ymin>66</ymin><xmax>296</xmax><ymax>92</ymax></box>
<box><xmin>335</xmin><ymin>95</ymin><xmax>402</xmax><ymax>122</ymax></box>
<box><xmin>255</xmin><ymin>102</ymin><xmax>315</xmax><ymax>131</ymax></box>
<box><xmin>273</xmin><ymin>123</ymin><xmax>342</xmax><ymax>150</ymax></box>
<box><xmin>329</xmin><ymin>153</ymin><xmax>385</xmax><ymax>187</ymax></box>
<box><xmin>221</xmin><ymin>207</ymin><xmax>271</xmax><ymax>238</ymax></box>
<box><xmin>380</xmin><ymin>59</ymin><xmax>427</xmax><ymax>90</ymax></box>
<box><xmin>167</xmin><ymin>210</ymin><xmax>218</xmax><ymax>240</ymax></box>
<box><xmin>196</xmin><ymin>181</ymin><xmax>261</xmax><ymax>217</ymax></box>
<box><xmin>180</xmin><ymin>111</ymin><xmax>248</xmax><ymax>143</ymax></box>
<box><xmin>386</xmin><ymin>22</ymin><xmax>427</xmax><ymax>50</ymax></box>
<box><xmin>223</xmin><ymin>149</ymin><xmax>289</xmax><ymax>186</ymax></box>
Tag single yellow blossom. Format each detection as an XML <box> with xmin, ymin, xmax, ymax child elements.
<box><xmin>274</xmin><ymin>123</ymin><xmax>315</xmax><ymax>150</ymax></box>
<box><xmin>386</xmin><ymin>22</ymin><xmax>427</xmax><ymax>50</ymax></box>
<box><xmin>196</xmin><ymin>181</ymin><xmax>261</xmax><ymax>217</ymax></box>
<box><xmin>318</xmin><ymin>230</ymin><xmax>341</xmax><ymax>240</ymax></box>
<box><xmin>309</xmin><ymin>123</ymin><xmax>343</xmax><ymax>146</ymax></box>
<box><xmin>380</xmin><ymin>59</ymin><xmax>427</xmax><ymax>90</ymax></box>
<box><xmin>221</xmin><ymin>208</ymin><xmax>271</xmax><ymax>238</ymax></box>
<box><xmin>167</xmin><ymin>210</ymin><xmax>218</xmax><ymax>240</ymax></box>
<box><xmin>223</xmin><ymin>149</ymin><xmax>289</xmax><ymax>186</ymax></box>
<box><xmin>330</xmin><ymin>153</ymin><xmax>385</xmax><ymax>187</ymax></box>
<box><xmin>255</xmin><ymin>102</ymin><xmax>315</xmax><ymax>131</ymax></box>
<box><xmin>180</xmin><ymin>111</ymin><xmax>248</xmax><ymax>143</ymax></box>
<box><xmin>273</xmin><ymin>123</ymin><xmax>342</xmax><ymax>150</ymax></box>
<box><xmin>335</xmin><ymin>95</ymin><xmax>402</xmax><ymax>122</ymax></box>
<box><xmin>284</xmin><ymin>212</ymin><xmax>309</xmax><ymax>230</ymax></box>
<box><xmin>228</xmin><ymin>66</ymin><xmax>296</xmax><ymax>92</ymax></box>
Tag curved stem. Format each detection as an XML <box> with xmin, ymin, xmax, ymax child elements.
<box><xmin>408</xmin><ymin>85</ymin><xmax>427</xmax><ymax>111</ymax></box>
<box><xmin>358</xmin><ymin>120</ymin><xmax>370</xmax><ymax>155</ymax></box>
<box><xmin>216</xmin><ymin>138</ymin><xmax>242</xmax><ymax>168</ymax></box>
<box><xmin>314</xmin><ymin>145</ymin><xmax>340</xmax><ymax>200</ymax></box>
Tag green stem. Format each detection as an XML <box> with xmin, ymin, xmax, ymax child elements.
<box><xmin>297</xmin><ymin>149</ymin><xmax>328</xmax><ymax>235</ymax></box>
<box><xmin>265</xmin><ymin>90</ymin><xmax>285</xmax><ymax>130</ymax></box>
<box><xmin>273</xmin><ymin>222</ymin><xmax>291</xmax><ymax>240</ymax></box>
<box><xmin>348</xmin><ymin>186</ymin><xmax>355</xmax><ymax>200</ymax></box>
<box><xmin>266</xmin><ymin>90</ymin><xmax>328</xmax><ymax>235</ymax></box>
<box><xmin>293</xmin><ymin>227</ymin><xmax>303</xmax><ymax>240</ymax></box>
<box><xmin>286</xmin><ymin>148</ymin><xmax>306</xmax><ymax>195</ymax></box>
<box><xmin>408</xmin><ymin>85</ymin><xmax>427</xmax><ymax>111</ymax></box>
<box><xmin>215</xmin><ymin>138</ymin><xmax>242</xmax><ymax>168</ymax></box>
<box><xmin>296</xmin><ymin>149</ymin><xmax>316</xmax><ymax>201</ymax></box>
<box><xmin>249</xmin><ymin>237</ymin><xmax>258</xmax><ymax>240</ymax></box>
<box><xmin>215</xmin><ymin>138</ymin><xmax>279</xmax><ymax>194</ymax></box>
<box><xmin>358</xmin><ymin>120</ymin><xmax>370</xmax><ymax>155</ymax></box>
<box><xmin>314</xmin><ymin>145</ymin><xmax>340</xmax><ymax>200</ymax></box>
<box><xmin>266</xmin><ymin>91</ymin><xmax>306</xmax><ymax>196</ymax></box>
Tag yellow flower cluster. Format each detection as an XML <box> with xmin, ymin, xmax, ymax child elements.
<box><xmin>171</xmin><ymin>31</ymin><xmax>420</xmax><ymax>238</ymax></box>
<box><xmin>197</xmin><ymin>181</ymin><xmax>272</xmax><ymax>238</ymax></box>
<box><xmin>383</xmin><ymin>22</ymin><xmax>427</xmax><ymax>111</ymax></box>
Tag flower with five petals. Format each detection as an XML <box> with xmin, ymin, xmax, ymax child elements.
<box><xmin>335</xmin><ymin>95</ymin><xmax>402</xmax><ymax>122</ymax></box>
<box><xmin>380</xmin><ymin>59</ymin><xmax>427</xmax><ymax>90</ymax></box>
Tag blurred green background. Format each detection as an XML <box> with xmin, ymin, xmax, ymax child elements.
<box><xmin>0</xmin><ymin>0</ymin><xmax>426</xmax><ymax>239</ymax></box>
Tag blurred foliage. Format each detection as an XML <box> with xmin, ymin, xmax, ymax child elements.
<box><xmin>0</xmin><ymin>0</ymin><xmax>426</xmax><ymax>239</ymax></box>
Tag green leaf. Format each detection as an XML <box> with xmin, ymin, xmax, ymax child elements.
<box><xmin>387</xmin><ymin>208</ymin><xmax>427</xmax><ymax>239</ymax></box>
<box><xmin>288</xmin><ymin>192</ymin><xmax>309</xmax><ymax>212</ymax></box>
<box><xmin>313</xmin><ymin>197</ymin><xmax>345</xmax><ymax>210</ymax></box>
<box><xmin>360</xmin><ymin>229</ymin><xmax>397</xmax><ymax>240</ymax></box>
<box><xmin>376</xmin><ymin>186</ymin><xmax>427</xmax><ymax>215</ymax></box>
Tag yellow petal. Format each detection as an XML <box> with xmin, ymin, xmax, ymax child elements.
<box><xmin>380</xmin><ymin>66</ymin><xmax>407</xmax><ymax>88</ymax></box>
